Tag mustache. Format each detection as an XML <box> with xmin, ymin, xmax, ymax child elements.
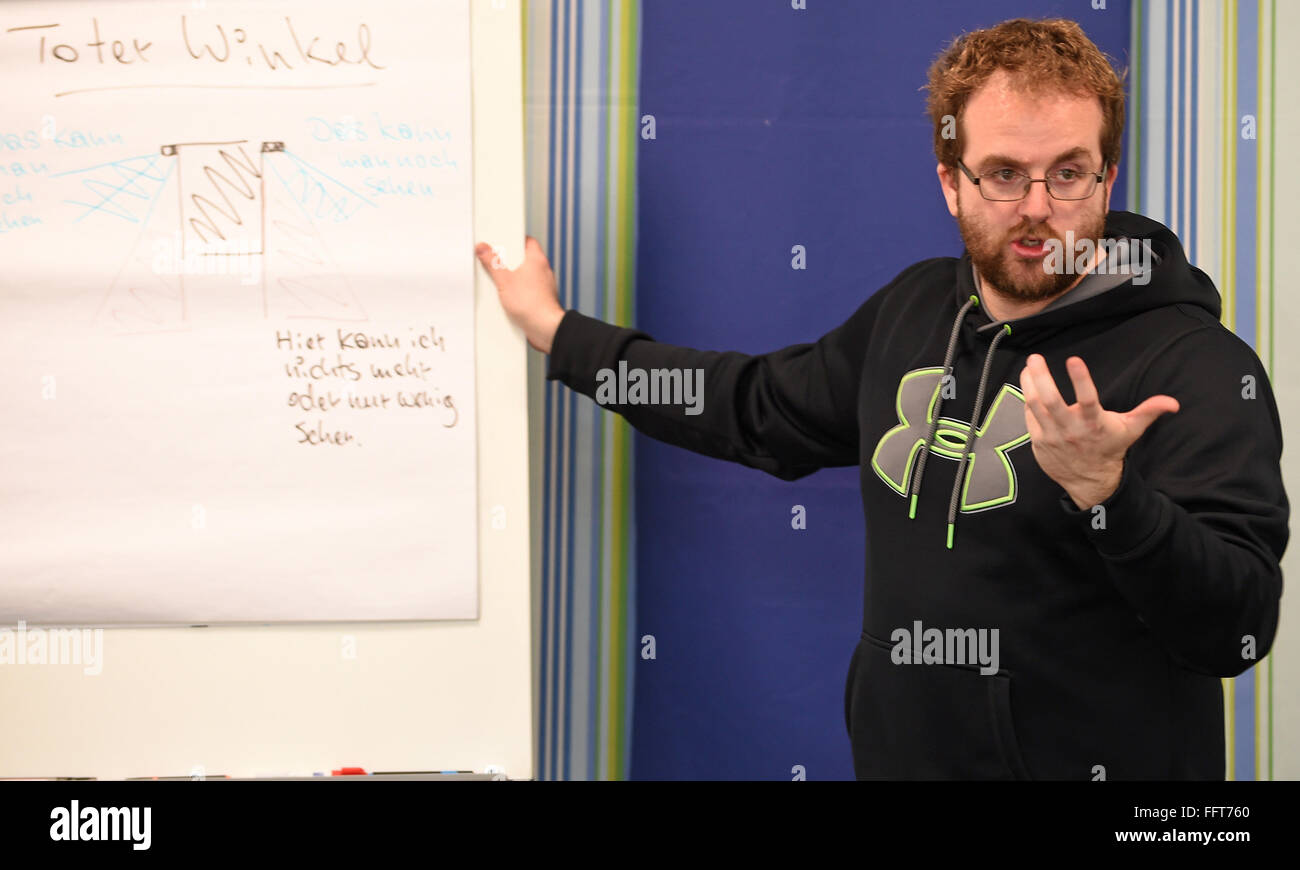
<box><xmin>1007</xmin><ymin>225</ymin><xmax>1057</xmax><ymax>241</ymax></box>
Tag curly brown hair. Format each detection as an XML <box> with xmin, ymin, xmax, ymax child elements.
<box><xmin>924</xmin><ymin>18</ymin><xmax>1127</xmax><ymax>170</ymax></box>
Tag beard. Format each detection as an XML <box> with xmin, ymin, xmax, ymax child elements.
<box><xmin>957</xmin><ymin>188</ymin><xmax>1107</xmax><ymax>303</ymax></box>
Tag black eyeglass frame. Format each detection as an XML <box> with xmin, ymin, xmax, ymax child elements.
<box><xmin>956</xmin><ymin>159</ymin><xmax>1108</xmax><ymax>201</ymax></box>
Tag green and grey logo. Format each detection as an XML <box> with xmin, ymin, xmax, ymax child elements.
<box><xmin>871</xmin><ymin>367</ymin><xmax>1030</xmax><ymax>512</ymax></box>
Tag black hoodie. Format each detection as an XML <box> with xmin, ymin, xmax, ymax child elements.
<box><xmin>545</xmin><ymin>210</ymin><xmax>1288</xmax><ymax>780</ymax></box>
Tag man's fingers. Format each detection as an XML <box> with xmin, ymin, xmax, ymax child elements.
<box><xmin>1124</xmin><ymin>394</ymin><xmax>1180</xmax><ymax>440</ymax></box>
<box><xmin>1018</xmin><ymin>365</ymin><xmax>1049</xmax><ymax>434</ymax></box>
<box><xmin>1025</xmin><ymin>354</ymin><xmax>1072</xmax><ymax>429</ymax></box>
<box><xmin>479</xmin><ymin>239</ymin><xmax>543</xmax><ymax>275</ymax></box>
<box><xmin>1022</xmin><ymin>402</ymin><xmax>1044</xmax><ymax>442</ymax></box>
<box><xmin>475</xmin><ymin>242</ymin><xmax>511</xmax><ymax>291</ymax></box>
<box><xmin>1065</xmin><ymin>356</ymin><xmax>1103</xmax><ymax>422</ymax></box>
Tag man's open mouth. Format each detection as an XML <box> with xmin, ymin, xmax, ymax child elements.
<box><xmin>1010</xmin><ymin>236</ymin><xmax>1050</xmax><ymax>257</ymax></box>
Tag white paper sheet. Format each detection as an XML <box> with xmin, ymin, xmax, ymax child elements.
<box><xmin>0</xmin><ymin>0</ymin><xmax>479</xmax><ymax>623</ymax></box>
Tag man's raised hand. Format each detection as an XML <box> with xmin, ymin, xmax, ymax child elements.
<box><xmin>1019</xmin><ymin>353</ymin><xmax>1180</xmax><ymax>509</ymax></box>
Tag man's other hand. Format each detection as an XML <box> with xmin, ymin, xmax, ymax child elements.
<box><xmin>475</xmin><ymin>235</ymin><xmax>567</xmax><ymax>354</ymax></box>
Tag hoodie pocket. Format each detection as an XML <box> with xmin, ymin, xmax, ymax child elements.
<box><xmin>846</xmin><ymin>631</ymin><xmax>1032</xmax><ymax>780</ymax></box>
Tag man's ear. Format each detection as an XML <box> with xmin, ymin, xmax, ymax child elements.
<box><xmin>1101</xmin><ymin>161</ymin><xmax>1119</xmax><ymax>212</ymax></box>
<box><xmin>937</xmin><ymin>163</ymin><xmax>959</xmax><ymax>218</ymax></box>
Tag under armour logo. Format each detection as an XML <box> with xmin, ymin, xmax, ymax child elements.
<box><xmin>871</xmin><ymin>367</ymin><xmax>1030</xmax><ymax>512</ymax></box>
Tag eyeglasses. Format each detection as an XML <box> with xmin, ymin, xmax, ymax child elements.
<box><xmin>956</xmin><ymin>159</ymin><xmax>1107</xmax><ymax>201</ymax></box>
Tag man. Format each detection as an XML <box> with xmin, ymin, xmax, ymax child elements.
<box><xmin>474</xmin><ymin>18</ymin><xmax>1287</xmax><ymax>779</ymax></box>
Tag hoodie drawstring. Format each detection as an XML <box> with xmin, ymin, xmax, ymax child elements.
<box><xmin>946</xmin><ymin>322</ymin><xmax>1011</xmax><ymax>549</ymax></box>
<box><xmin>908</xmin><ymin>295</ymin><xmax>979</xmax><ymax>519</ymax></box>
<box><xmin>906</xmin><ymin>294</ymin><xmax>1012</xmax><ymax>550</ymax></box>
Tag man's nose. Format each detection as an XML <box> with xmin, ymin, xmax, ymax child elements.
<box><xmin>1017</xmin><ymin>180</ymin><xmax>1053</xmax><ymax>225</ymax></box>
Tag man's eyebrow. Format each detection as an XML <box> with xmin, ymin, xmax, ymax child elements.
<box><xmin>975</xmin><ymin>148</ymin><xmax>1095</xmax><ymax>170</ymax></box>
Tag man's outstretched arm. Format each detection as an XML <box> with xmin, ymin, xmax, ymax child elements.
<box><xmin>475</xmin><ymin>236</ymin><xmax>890</xmax><ymax>480</ymax></box>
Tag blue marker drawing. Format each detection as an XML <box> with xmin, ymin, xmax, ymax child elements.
<box><xmin>55</xmin><ymin>154</ymin><xmax>171</xmax><ymax>224</ymax></box>
<box><xmin>278</xmin><ymin>149</ymin><xmax>376</xmax><ymax>222</ymax></box>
